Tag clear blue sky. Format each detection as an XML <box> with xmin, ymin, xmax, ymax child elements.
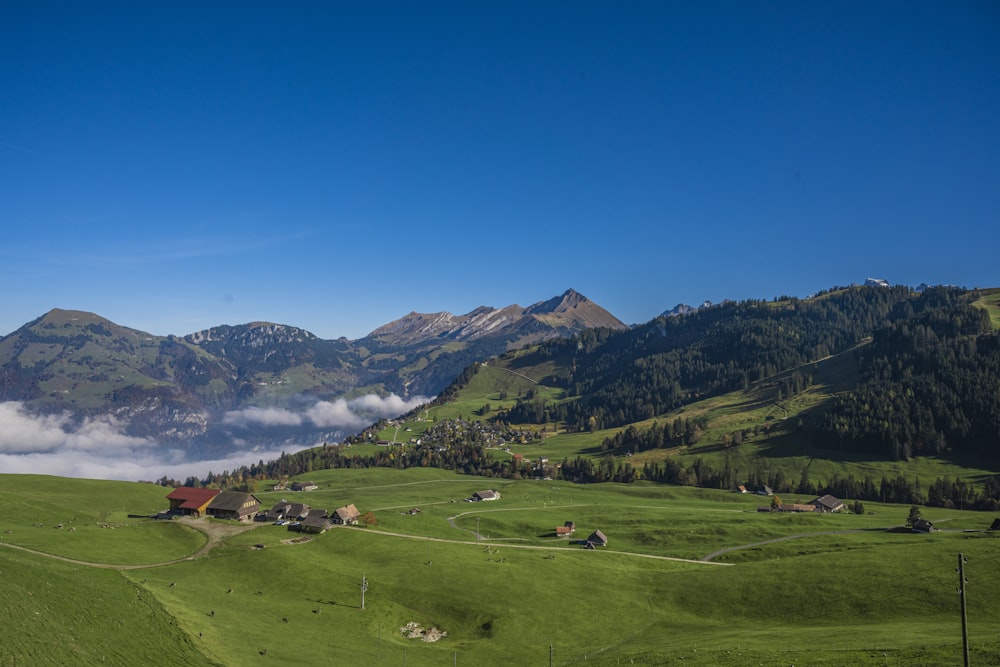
<box><xmin>2</xmin><ymin>1</ymin><xmax>998</xmax><ymax>340</ymax></box>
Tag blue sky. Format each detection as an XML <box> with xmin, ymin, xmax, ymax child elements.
<box><xmin>2</xmin><ymin>1</ymin><xmax>998</xmax><ymax>340</ymax></box>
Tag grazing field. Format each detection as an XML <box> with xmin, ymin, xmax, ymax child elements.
<box><xmin>2</xmin><ymin>470</ymin><xmax>999</xmax><ymax>666</ymax></box>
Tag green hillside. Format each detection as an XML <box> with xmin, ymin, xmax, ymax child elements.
<box><xmin>2</xmin><ymin>471</ymin><xmax>999</xmax><ymax>666</ymax></box>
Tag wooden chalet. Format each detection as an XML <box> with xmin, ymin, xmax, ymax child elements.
<box><xmin>301</xmin><ymin>511</ymin><xmax>331</xmax><ymax>534</ymax></box>
<box><xmin>332</xmin><ymin>503</ymin><xmax>360</xmax><ymax>525</ymax></box>
<box><xmin>912</xmin><ymin>518</ymin><xmax>935</xmax><ymax>533</ymax></box>
<box><xmin>586</xmin><ymin>529</ymin><xmax>608</xmax><ymax>547</ymax></box>
<box><xmin>287</xmin><ymin>503</ymin><xmax>310</xmax><ymax>521</ymax></box>
<box><xmin>266</xmin><ymin>501</ymin><xmax>294</xmax><ymax>521</ymax></box>
<box><xmin>166</xmin><ymin>487</ymin><xmax>220</xmax><ymax>517</ymax></box>
<box><xmin>810</xmin><ymin>495</ymin><xmax>844</xmax><ymax>513</ymax></box>
<box><xmin>555</xmin><ymin>521</ymin><xmax>576</xmax><ymax>536</ymax></box>
<box><xmin>206</xmin><ymin>491</ymin><xmax>261</xmax><ymax>522</ymax></box>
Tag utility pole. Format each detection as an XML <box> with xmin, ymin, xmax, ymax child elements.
<box><xmin>476</xmin><ymin>517</ymin><xmax>481</xmax><ymax>546</ymax></box>
<box><xmin>361</xmin><ymin>574</ymin><xmax>368</xmax><ymax>610</ymax></box>
<box><xmin>957</xmin><ymin>553</ymin><xmax>969</xmax><ymax>667</ymax></box>
<box><xmin>549</xmin><ymin>643</ymin><xmax>553</xmax><ymax>667</ymax></box>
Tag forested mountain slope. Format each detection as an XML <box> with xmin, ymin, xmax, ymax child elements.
<box><xmin>497</xmin><ymin>286</ymin><xmax>999</xmax><ymax>465</ymax></box>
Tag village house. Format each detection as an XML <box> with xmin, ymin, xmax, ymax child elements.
<box><xmin>165</xmin><ymin>487</ymin><xmax>220</xmax><ymax>517</ymax></box>
<box><xmin>473</xmin><ymin>490</ymin><xmax>500</xmax><ymax>502</ymax></box>
<box><xmin>555</xmin><ymin>521</ymin><xmax>575</xmax><ymax>537</ymax></box>
<box><xmin>301</xmin><ymin>509</ymin><xmax>331</xmax><ymax>534</ymax></box>
<box><xmin>265</xmin><ymin>501</ymin><xmax>294</xmax><ymax>522</ymax></box>
<box><xmin>206</xmin><ymin>490</ymin><xmax>261</xmax><ymax>522</ymax></box>
<box><xmin>332</xmin><ymin>503</ymin><xmax>361</xmax><ymax>525</ymax></box>
<box><xmin>810</xmin><ymin>495</ymin><xmax>844</xmax><ymax>513</ymax></box>
<box><xmin>586</xmin><ymin>529</ymin><xmax>608</xmax><ymax>547</ymax></box>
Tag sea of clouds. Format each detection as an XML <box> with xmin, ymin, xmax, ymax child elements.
<box><xmin>0</xmin><ymin>393</ymin><xmax>429</xmax><ymax>482</ymax></box>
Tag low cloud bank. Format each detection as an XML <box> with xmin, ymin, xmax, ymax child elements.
<box><xmin>0</xmin><ymin>402</ymin><xmax>154</xmax><ymax>454</ymax></box>
<box><xmin>0</xmin><ymin>396</ymin><xmax>432</xmax><ymax>482</ymax></box>
<box><xmin>0</xmin><ymin>444</ymin><xmax>310</xmax><ymax>483</ymax></box>
<box><xmin>223</xmin><ymin>393</ymin><xmax>430</xmax><ymax>430</ymax></box>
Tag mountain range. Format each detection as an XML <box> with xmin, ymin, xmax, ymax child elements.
<box><xmin>0</xmin><ymin>289</ymin><xmax>623</xmax><ymax>453</ymax></box>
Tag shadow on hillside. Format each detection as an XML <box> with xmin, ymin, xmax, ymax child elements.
<box><xmin>755</xmin><ymin>431</ymin><xmax>997</xmax><ymax>474</ymax></box>
<box><xmin>754</xmin><ymin>431</ymin><xmax>882</xmax><ymax>462</ymax></box>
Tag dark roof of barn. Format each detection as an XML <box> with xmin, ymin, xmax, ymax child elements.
<box><xmin>208</xmin><ymin>490</ymin><xmax>260</xmax><ymax>512</ymax></box>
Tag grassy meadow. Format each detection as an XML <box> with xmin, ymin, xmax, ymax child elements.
<box><xmin>2</xmin><ymin>469</ymin><xmax>1000</xmax><ymax>666</ymax></box>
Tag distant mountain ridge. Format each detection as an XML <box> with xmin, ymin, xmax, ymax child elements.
<box><xmin>367</xmin><ymin>289</ymin><xmax>625</xmax><ymax>346</ymax></box>
<box><xmin>0</xmin><ymin>290</ymin><xmax>623</xmax><ymax>452</ymax></box>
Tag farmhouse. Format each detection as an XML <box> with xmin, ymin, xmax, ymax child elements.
<box><xmin>586</xmin><ymin>529</ymin><xmax>608</xmax><ymax>547</ymax></box>
<box><xmin>555</xmin><ymin>521</ymin><xmax>576</xmax><ymax>536</ymax></box>
<box><xmin>332</xmin><ymin>504</ymin><xmax>361</xmax><ymax>525</ymax></box>
<box><xmin>473</xmin><ymin>490</ymin><xmax>500</xmax><ymax>502</ymax></box>
<box><xmin>912</xmin><ymin>518</ymin><xmax>935</xmax><ymax>533</ymax></box>
<box><xmin>265</xmin><ymin>501</ymin><xmax>294</xmax><ymax>521</ymax></box>
<box><xmin>206</xmin><ymin>491</ymin><xmax>261</xmax><ymax>522</ymax></box>
<box><xmin>301</xmin><ymin>510</ymin><xmax>331</xmax><ymax>534</ymax></box>
<box><xmin>166</xmin><ymin>487</ymin><xmax>220</xmax><ymax>517</ymax></box>
<box><xmin>810</xmin><ymin>495</ymin><xmax>844</xmax><ymax>513</ymax></box>
<box><xmin>290</xmin><ymin>481</ymin><xmax>318</xmax><ymax>492</ymax></box>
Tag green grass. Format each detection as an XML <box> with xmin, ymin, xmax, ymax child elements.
<box><xmin>4</xmin><ymin>469</ymin><xmax>1000</xmax><ymax>666</ymax></box>
<box><xmin>0</xmin><ymin>475</ymin><xmax>207</xmax><ymax>564</ymax></box>
<box><xmin>973</xmin><ymin>287</ymin><xmax>1000</xmax><ymax>330</ymax></box>
<box><xmin>0</xmin><ymin>548</ymin><xmax>212</xmax><ymax>666</ymax></box>
<box><xmin>126</xmin><ymin>486</ymin><xmax>1000</xmax><ymax>666</ymax></box>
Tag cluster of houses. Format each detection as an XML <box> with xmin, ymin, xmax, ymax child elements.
<box><xmin>164</xmin><ymin>484</ymin><xmax>619</xmax><ymax>548</ymax></box>
<box><xmin>163</xmin><ymin>487</ymin><xmax>360</xmax><ymax>534</ymax></box>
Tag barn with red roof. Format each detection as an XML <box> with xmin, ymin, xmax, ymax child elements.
<box><xmin>166</xmin><ymin>487</ymin><xmax>220</xmax><ymax>517</ymax></box>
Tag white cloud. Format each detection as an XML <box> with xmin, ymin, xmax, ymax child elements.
<box><xmin>306</xmin><ymin>393</ymin><xmax>431</xmax><ymax>428</ymax></box>
<box><xmin>224</xmin><ymin>393</ymin><xmax>433</xmax><ymax>430</ymax></box>
<box><xmin>305</xmin><ymin>398</ymin><xmax>366</xmax><ymax>428</ymax></box>
<box><xmin>0</xmin><ymin>402</ymin><xmax>153</xmax><ymax>454</ymax></box>
<box><xmin>0</xmin><ymin>401</ymin><xmax>279</xmax><ymax>482</ymax></box>
<box><xmin>0</xmin><ymin>393</ymin><xmax>432</xmax><ymax>482</ymax></box>
<box><xmin>347</xmin><ymin>393</ymin><xmax>429</xmax><ymax>417</ymax></box>
<box><xmin>222</xmin><ymin>406</ymin><xmax>303</xmax><ymax>427</ymax></box>
<box><xmin>0</xmin><ymin>444</ymin><xmax>310</xmax><ymax>483</ymax></box>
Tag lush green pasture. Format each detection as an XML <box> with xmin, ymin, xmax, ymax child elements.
<box><xmin>0</xmin><ymin>548</ymin><xmax>210</xmax><ymax>666</ymax></box>
<box><xmin>4</xmin><ymin>469</ymin><xmax>1000</xmax><ymax>666</ymax></box>
<box><xmin>0</xmin><ymin>474</ymin><xmax>206</xmax><ymax>564</ymax></box>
